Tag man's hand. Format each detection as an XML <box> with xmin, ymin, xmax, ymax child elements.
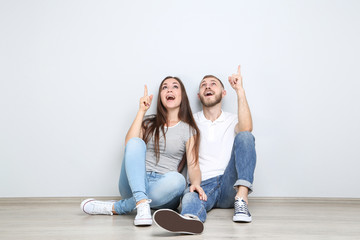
<box><xmin>139</xmin><ymin>85</ymin><xmax>153</xmax><ymax>112</ymax></box>
<box><xmin>190</xmin><ymin>184</ymin><xmax>207</xmax><ymax>201</ymax></box>
<box><xmin>228</xmin><ymin>65</ymin><xmax>244</xmax><ymax>92</ymax></box>
<box><xmin>229</xmin><ymin>65</ymin><xmax>253</xmax><ymax>132</ymax></box>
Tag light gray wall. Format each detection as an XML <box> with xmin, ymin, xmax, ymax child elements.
<box><xmin>1</xmin><ymin>0</ymin><xmax>359</xmax><ymax>198</ymax></box>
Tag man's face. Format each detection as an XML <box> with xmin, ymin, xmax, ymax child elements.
<box><xmin>198</xmin><ymin>77</ymin><xmax>224</xmax><ymax>108</ymax></box>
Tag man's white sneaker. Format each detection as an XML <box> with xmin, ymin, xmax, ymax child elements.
<box><xmin>233</xmin><ymin>197</ymin><xmax>252</xmax><ymax>222</ymax></box>
<box><xmin>134</xmin><ymin>199</ymin><xmax>152</xmax><ymax>226</ymax></box>
<box><xmin>80</xmin><ymin>198</ymin><xmax>114</xmax><ymax>215</ymax></box>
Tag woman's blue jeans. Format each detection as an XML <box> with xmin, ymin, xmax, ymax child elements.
<box><xmin>113</xmin><ymin>138</ymin><xmax>186</xmax><ymax>215</ymax></box>
<box><xmin>181</xmin><ymin>131</ymin><xmax>256</xmax><ymax>222</ymax></box>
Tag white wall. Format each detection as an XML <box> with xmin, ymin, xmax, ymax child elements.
<box><xmin>1</xmin><ymin>0</ymin><xmax>359</xmax><ymax>198</ymax></box>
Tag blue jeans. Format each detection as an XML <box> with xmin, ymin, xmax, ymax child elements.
<box><xmin>113</xmin><ymin>138</ymin><xmax>186</xmax><ymax>214</ymax></box>
<box><xmin>181</xmin><ymin>131</ymin><xmax>256</xmax><ymax>222</ymax></box>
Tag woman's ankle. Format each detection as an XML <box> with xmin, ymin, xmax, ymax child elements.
<box><xmin>112</xmin><ymin>204</ymin><xmax>118</xmax><ymax>215</ymax></box>
<box><xmin>136</xmin><ymin>199</ymin><xmax>148</xmax><ymax>206</ymax></box>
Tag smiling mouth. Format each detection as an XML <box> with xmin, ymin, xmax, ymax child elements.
<box><xmin>204</xmin><ymin>91</ymin><xmax>214</xmax><ymax>97</ymax></box>
<box><xmin>166</xmin><ymin>95</ymin><xmax>175</xmax><ymax>100</ymax></box>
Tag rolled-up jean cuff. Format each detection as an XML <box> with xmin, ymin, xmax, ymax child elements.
<box><xmin>233</xmin><ymin>180</ymin><xmax>253</xmax><ymax>194</ymax></box>
<box><xmin>133</xmin><ymin>191</ymin><xmax>148</xmax><ymax>203</ymax></box>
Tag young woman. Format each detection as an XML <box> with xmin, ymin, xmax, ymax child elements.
<box><xmin>81</xmin><ymin>76</ymin><xmax>207</xmax><ymax>226</ymax></box>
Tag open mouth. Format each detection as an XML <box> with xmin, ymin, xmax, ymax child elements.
<box><xmin>204</xmin><ymin>91</ymin><xmax>214</xmax><ymax>97</ymax></box>
<box><xmin>166</xmin><ymin>95</ymin><xmax>175</xmax><ymax>101</ymax></box>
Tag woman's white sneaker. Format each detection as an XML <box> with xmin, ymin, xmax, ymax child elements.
<box><xmin>134</xmin><ymin>199</ymin><xmax>152</xmax><ymax>226</ymax></box>
<box><xmin>80</xmin><ymin>198</ymin><xmax>114</xmax><ymax>215</ymax></box>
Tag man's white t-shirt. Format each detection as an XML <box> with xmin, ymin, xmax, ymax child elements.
<box><xmin>193</xmin><ymin>110</ymin><xmax>238</xmax><ymax>181</ymax></box>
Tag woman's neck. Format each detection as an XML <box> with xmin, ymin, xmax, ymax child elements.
<box><xmin>166</xmin><ymin>108</ymin><xmax>180</xmax><ymax>127</ymax></box>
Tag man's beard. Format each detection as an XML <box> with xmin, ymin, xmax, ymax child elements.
<box><xmin>199</xmin><ymin>92</ymin><xmax>222</xmax><ymax>107</ymax></box>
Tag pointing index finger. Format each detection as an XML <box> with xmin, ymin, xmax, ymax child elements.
<box><xmin>237</xmin><ymin>65</ymin><xmax>241</xmax><ymax>75</ymax></box>
<box><xmin>144</xmin><ymin>85</ymin><xmax>148</xmax><ymax>97</ymax></box>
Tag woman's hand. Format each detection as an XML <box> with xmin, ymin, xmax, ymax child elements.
<box><xmin>125</xmin><ymin>84</ymin><xmax>152</xmax><ymax>144</ymax></box>
<box><xmin>140</xmin><ymin>85</ymin><xmax>153</xmax><ymax>112</ymax></box>
<box><xmin>190</xmin><ymin>184</ymin><xmax>207</xmax><ymax>201</ymax></box>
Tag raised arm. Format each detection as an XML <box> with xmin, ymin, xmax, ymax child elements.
<box><xmin>186</xmin><ymin>136</ymin><xmax>207</xmax><ymax>201</ymax></box>
<box><xmin>228</xmin><ymin>65</ymin><xmax>253</xmax><ymax>133</ymax></box>
<box><xmin>125</xmin><ymin>85</ymin><xmax>153</xmax><ymax>145</ymax></box>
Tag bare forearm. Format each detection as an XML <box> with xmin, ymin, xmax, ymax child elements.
<box><xmin>188</xmin><ymin>165</ymin><xmax>202</xmax><ymax>186</ymax></box>
<box><xmin>228</xmin><ymin>65</ymin><xmax>253</xmax><ymax>133</ymax></box>
<box><xmin>188</xmin><ymin>163</ymin><xmax>207</xmax><ymax>201</ymax></box>
<box><xmin>236</xmin><ymin>89</ymin><xmax>253</xmax><ymax>133</ymax></box>
<box><xmin>125</xmin><ymin>110</ymin><xmax>146</xmax><ymax>145</ymax></box>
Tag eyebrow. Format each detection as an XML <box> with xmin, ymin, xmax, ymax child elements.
<box><xmin>163</xmin><ymin>82</ymin><xmax>179</xmax><ymax>85</ymax></box>
<box><xmin>200</xmin><ymin>79</ymin><xmax>217</xmax><ymax>85</ymax></box>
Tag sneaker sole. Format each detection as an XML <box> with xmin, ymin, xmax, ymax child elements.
<box><xmin>153</xmin><ymin>209</ymin><xmax>204</xmax><ymax>234</ymax></box>
<box><xmin>134</xmin><ymin>218</ymin><xmax>152</xmax><ymax>226</ymax></box>
<box><xmin>233</xmin><ymin>215</ymin><xmax>252</xmax><ymax>222</ymax></box>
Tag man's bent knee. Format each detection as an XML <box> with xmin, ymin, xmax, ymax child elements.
<box><xmin>234</xmin><ymin>131</ymin><xmax>255</xmax><ymax>145</ymax></box>
<box><xmin>182</xmin><ymin>191</ymin><xmax>200</xmax><ymax>204</ymax></box>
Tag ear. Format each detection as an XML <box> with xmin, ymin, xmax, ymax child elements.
<box><xmin>222</xmin><ymin>90</ymin><xmax>227</xmax><ymax>97</ymax></box>
<box><xmin>197</xmin><ymin>93</ymin><xmax>200</xmax><ymax>99</ymax></box>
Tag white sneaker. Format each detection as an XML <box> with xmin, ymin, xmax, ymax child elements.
<box><xmin>81</xmin><ymin>198</ymin><xmax>114</xmax><ymax>215</ymax></box>
<box><xmin>134</xmin><ymin>199</ymin><xmax>152</xmax><ymax>226</ymax></box>
<box><xmin>233</xmin><ymin>197</ymin><xmax>252</xmax><ymax>222</ymax></box>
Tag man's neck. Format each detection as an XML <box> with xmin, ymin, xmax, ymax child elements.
<box><xmin>202</xmin><ymin>104</ymin><xmax>222</xmax><ymax>122</ymax></box>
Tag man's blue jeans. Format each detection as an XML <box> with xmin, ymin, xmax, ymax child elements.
<box><xmin>113</xmin><ymin>138</ymin><xmax>186</xmax><ymax>214</ymax></box>
<box><xmin>181</xmin><ymin>131</ymin><xmax>256</xmax><ymax>222</ymax></box>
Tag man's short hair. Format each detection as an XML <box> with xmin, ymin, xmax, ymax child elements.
<box><xmin>201</xmin><ymin>75</ymin><xmax>225</xmax><ymax>88</ymax></box>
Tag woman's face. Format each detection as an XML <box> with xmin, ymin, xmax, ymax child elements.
<box><xmin>160</xmin><ymin>78</ymin><xmax>182</xmax><ymax>110</ymax></box>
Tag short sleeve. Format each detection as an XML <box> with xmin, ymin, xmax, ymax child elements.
<box><xmin>182</xmin><ymin>123</ymin><xmax>196</xmax><ymax>144</ymax></box>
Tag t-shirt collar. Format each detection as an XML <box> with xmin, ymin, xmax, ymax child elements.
<box><xmin>199</xmin><ymin>110</ymin><xmax>225</xmax><ymax>123</ymax></box>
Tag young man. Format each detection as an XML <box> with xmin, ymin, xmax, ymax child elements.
<box><xmin>153</xmin><ymin>65</ymin><xmax>256</xmax><ymax>234</ymax></box>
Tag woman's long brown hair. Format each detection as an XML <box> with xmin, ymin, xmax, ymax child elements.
<box><xmin>142</xmin><ymin>76</ymin><xmax>200</xmax><ymax>165</ymax></box>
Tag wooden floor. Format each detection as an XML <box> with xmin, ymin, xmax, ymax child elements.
<box><xmin>1</xmin><ymin>197</ymin><xmax>359</xmax><ymax>240</ymax></box>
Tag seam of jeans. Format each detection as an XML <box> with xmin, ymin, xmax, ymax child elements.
<box><xmin>196</xmin><ymin>201</ymin><xmax>206</xmax><ymax>221</ymax></box>
<box><xmin>205</xmin><ymin>184</ymin><xmax>218</xmax><ymax>197</ymax></box>
<box><xmin>203</xmin><ymin>177</ymin><xmax>220</xmax><ymax>197</ymax></box>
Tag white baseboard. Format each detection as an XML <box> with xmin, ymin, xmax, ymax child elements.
<box><xmin>0</xmin><ymin>196</ymin><xmax>359</xmax><ymax>204</ymax></box>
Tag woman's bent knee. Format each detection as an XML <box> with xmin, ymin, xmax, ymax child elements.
<box><xmin>149</xmin><ymin>172</ymin><xmax>186</xmax><ymax>202</ymax></box>
<box><xmin>163</xmin><ymin>171</ymin><xmax>186</xmax><ymax>190</ymax></box>
<box><xmin>125</xmin><ymin>137</ymin><xmax>146</xmax><ymax>150</ymax></box>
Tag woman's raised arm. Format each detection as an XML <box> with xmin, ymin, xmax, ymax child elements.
<box><xmin>125</xmin><ymin>85</ymin><xmax>153</xmax><ymax>145</ymax></box>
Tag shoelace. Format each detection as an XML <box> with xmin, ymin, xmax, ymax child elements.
<box><xmin>136</xmin><ymin>200</ymin><xmax>152</xmax><ymax>217</ymax></box>
<box><xmin>234</xmin><ymin>198</ymin><xmax>249</xmax><ymax>214</ymax></box>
